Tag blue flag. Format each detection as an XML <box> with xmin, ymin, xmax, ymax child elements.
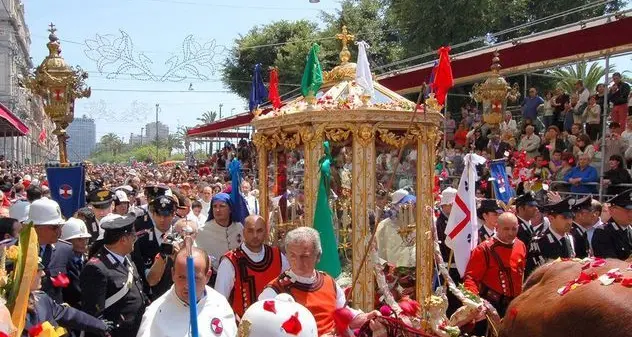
<box><xmin>46</xmin><ymin>165</ymin><xmax>86</xmax><ymax>219</ymax></box>
<box><xmin>490</xmin><ymin>160</ymin><xmax>514</xmax><ymax>204</ymax></box>
<box><xmin>228</xmin><ymin>159</ymin><xmax>249</xmax><ymax>224</ymax></box>
<box><xmin>249</xmin><ymin>63</ymin><xmax>268</xmax><ymax>112</ymax></box>
<box><xmin>424</xmin><ymin>61</ymin><xmax>438</xmax><ymax>98</ymax></box>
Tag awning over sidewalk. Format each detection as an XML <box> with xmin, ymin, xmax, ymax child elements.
<box><xmin>378</xmin><ymin>14</ymin><xmax>632</xmax><ymax>94</ymax></box>
<box><xmin>187</xmin><ymin>113</ymin><xmax>253</xmax><ymax>138</ymax></box>
<box><xmin>0</xmin><ymin>103</ymin><xmax>29</xmax><ymax>136</ymax></box>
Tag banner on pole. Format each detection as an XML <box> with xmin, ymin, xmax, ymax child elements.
<box><xmin>46</xmin><ymin>165</ymin><xmax>86</xmax><ymax>219</ymax></box>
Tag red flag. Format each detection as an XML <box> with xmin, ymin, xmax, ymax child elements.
<box><xmin>268</xmin><ymin>67</ymin><xmax>282</xmax><ymax>109</ymax></box>
<box><xmin>432</xmin><ymin>46</ymin><xmax>453</xmax><ymax>106</ymax></box>
<box><xmin>38</xmin><ymin>128</ymin><xmax>46</xmax><ymax>143</ymax></box>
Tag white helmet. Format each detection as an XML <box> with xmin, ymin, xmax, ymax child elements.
<box><xmin>26</xmin><ymin>198</ymin><xmax>64</xmax><ymax>225</ymax></box>
<box><xmin>61</xmin><ymin>217</ymin><xmax>92</xmax><ymax>241</ymax></box>
<box><xmin>9</xmin><ymin>200</ymin><xmax>30</xmax><ymax>222</ymax></box>
<box><xmin>239</xmin><ymin>294</ymin><xmax>318</xmax><ymax>337</ymax></box>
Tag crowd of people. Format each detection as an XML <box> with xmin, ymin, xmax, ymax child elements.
<box><xmin>440</xmin><ymin>73</ymin><xmax>632</xmax><ymax>199</ymax></box>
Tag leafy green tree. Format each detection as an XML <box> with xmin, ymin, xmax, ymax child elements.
<box><xmin>550</xmin><ymin>61</ymin><xmax>616</xmax><ymax>93</ymax></box>
<box><xmin>221</xmin><ymin>20</ymin><xmax>320</xmax><ymax>100</ymax></box>
<box><xmin>98</xmin><ymin>133</ymin><xmax>123</xmax><ymax>156</ymax></box>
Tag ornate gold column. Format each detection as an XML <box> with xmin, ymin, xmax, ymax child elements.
<box><xmin>415</xmin><ymin>123</ymin><xmax>440</xmax><ymax>323</ymax></box>
<box><xmin>351</xmin><ymin>124</ymin><xmax>376</xmax><ymax>311</ymax></box>
<box><xmin>301</xmin><ymin>124</ymin><xmax>323</xmax><ymax>227</ymax></box>
<box><xmin>253</xmin><ymin>132</ymin><xmax>269</xmax><ymax>222</ymax></box>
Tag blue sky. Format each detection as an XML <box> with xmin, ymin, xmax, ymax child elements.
<box><xmin>25</xmin><ymin>0</ymin><xmax>341</xmax><ymax>142</ymax></box>
<box><xmin>24</xmin><ymin>0</ymin><xmax>631</xmax><ymax>143</ymax></box>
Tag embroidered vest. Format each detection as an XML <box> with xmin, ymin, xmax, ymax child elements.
<box><xmin>225</xmin><ymin>245</ymin><xmax>282</xmax><ymax>317</ymax></box>
<box><xmin>267</xmin><ymin>271</ymin><xmax>337</xmax><ymax>336</ymax></box>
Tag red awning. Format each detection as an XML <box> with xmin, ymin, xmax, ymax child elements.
<box><xmin>378</xmin><ymin>15</ymin><xmax>632</xmax><ymax>94</ymax></box>
<box><xmin>193</xmin><ymin>131</ymin><xmax>251</xmax><ymax>139</ymax></box>
<box><xmin>0</xmin><ymin>103</ymin><xmax>29</xmax><ymax>137</ymax></box>
<box><xmin>187</xmin><ymin>112</ymin><xmax>254</xmax><ymax>138</ymax></box>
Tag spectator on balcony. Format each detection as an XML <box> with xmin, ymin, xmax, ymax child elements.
<box><xmin>574</xmin><ymin>80</ymin><xmax>590</xmax><ymax>116</ymax></box>
<box><xmin>500</xmin><ymin>112</ymin><xmax>518</xmax><ymax>136</ymax></box>
<box><xmin>518</xmin><ymin>125</ymin><xmax>540</xmax><ymax>158</ymax></box>
<box><xmin>521</xmin><ymin>87</ymin><xmax>544</xmax><ymax>121</ymax></box>
<box><xmin>603</xmin><ymin>155</ymin><xmax>632</xmax><ymax>196</ymax></box>
<box><xmin>539</xmin><ymin>125</ymin><xmax>566</xmax><ymax>161</ymax></box>
<box><xmin>564</xmin><ymin>154</ymin><xmax>598</xmax><ymax>195</ymax></box>
<box><xmin>542</xmin><ymin>91</ymin><xmax>555</xmax><ymax>129</ymax></box>
<box><xmin>553</xmin><ymin>87</ymin><xmax>570</xmax><ymax>131</ymax></box>
<box><xmin>572</xmin><ymin>134</ymin><xmax>595</xmax><ymax>162</ymax></box>
<box><xmin>583</xmin><ymin>95</ymin><xmax>602</xmax><ymax>141</ymax></box>
<box><xmin>454</xmin><ymin>122</ymin><xmax>469</xmax><ymax>150</ymax></box>
<box><xmin>609</xmin><ymin>73</ymin><xmax>631</xmax><ymax>131</ymax></box>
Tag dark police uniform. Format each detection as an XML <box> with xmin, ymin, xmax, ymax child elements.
<box><xmin>76</xmin><ymin>207</ymin><xmax>100</xmax><ymax>244</ymax></box>
<box><xmin>570</xmin><ymin>195</ymin><xmax>594</xmax><ymax>259</ymax></box>
<box><xmin>40</xmin><ymin>240</ymin><xmax>74</xmax><ymax>305</ymax></box>
<box><xmin>86</xmin><ymin>190</ymin><xmax>115</xmax><ymax>259</ymax></box>
<box><xmin>80</xmin><ymin>215</ymin><xmax>148</xmax><ymax>337</ymax></box>
<box><xmin>592</xmin><ymin>190</ymin><xmax>632</xmax><ymax>260</ymax></box>
<box><xmin>25</xmin><ymin>291</ymin><xmax>107</xmax><ymax>337</ymax></box>
<box><xmin>132</xmin><ymin>194</ymin><xmax>177</xmax><ymax>301</ymax></box>
<box><xmin>62</xmin><ymin>243</ymin><xmax>86</xmax><ymax>309</ymax></box>
<box><xmin>477</xmin><ymin>199</ymin><xmax>503</xmax><ymax>244</ymax></box>
<box><xmin>526</xmin><ymin>198</ymin><xmax>576</xmax><ymax>276</ymax></box>
<box><xmin>515</xmin><ymin>192</ymin><xmax>538</xmax><ymax>246</ymax></box>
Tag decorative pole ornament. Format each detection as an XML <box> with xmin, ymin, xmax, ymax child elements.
<box><xmin>25</xmin><ymin>23</ymin><xmax>91</xmax><ymax>164</ymax></box>
<box><xmin>335</xmin><ymin>26</ymin><xmax>355</xmax><ymax>65</ymax></box>
<box><xmin>470</xmin><ymin>51</ymin><xmax>520</xmax><ymax>128</ymax></box>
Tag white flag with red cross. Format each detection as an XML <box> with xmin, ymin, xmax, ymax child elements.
<box><xmin>444</xmin><ymin>153</ymin><xmax>486</xmax><ymax>277</ymax></box>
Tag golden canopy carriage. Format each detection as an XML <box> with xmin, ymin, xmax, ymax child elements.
<box><xmin>251</xmin><ymin>27</ymin><xmax>445</xmax><ymax>314</ymax></box>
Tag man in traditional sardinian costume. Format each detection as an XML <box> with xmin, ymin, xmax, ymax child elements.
<box><xmin>215</xmin><ymin>215</ymin><xmax>289</xmax><ymax>319</ymax></box>
<box><xmin>259</xmin><ymin>227</ymin><xmax>380</xmax><ymax>337</ymax></box>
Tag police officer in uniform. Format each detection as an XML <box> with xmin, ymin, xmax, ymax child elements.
<box><xmin>477</xmin><ymin>199</ymin><xmax>503</xmax><ymax>243</ymax></box>
<box><xmin>514</xmin><ymin>192</ymin><xmax>539</xmax><ymax>245</ymax></box>
<box><xmin>76</xmin><ymin>207</ymin><xmax>100</xmax><ymax>243</ymax></box>
<box><xmin>132</xmin><ymin>194</ymin><xmax>178</xmax><ymax>300</ymax></box>
<box><xmin>592</xmin><ymin>189</ymin><xmax>632</xmax><ymax>260</ymax></box>
<box><xmin>570</xmin><ymin>196</ymin><xmax>596</xmax><ymax>259</ymax></box>
<box><xmin>87</xmin><ymin>189</ymin><xmax>116</xmax><ymax>258</ymax></box>
<box><xmin>27</xmin><ymin>197</ymin><xmax>75</xmax><ymax>304</ymax></box>
<box><xmin>80</xmin><ymin>214</ymin><xmax>148</xmax><ymax>337</ymax></box>
<box><xmin>526</xmin><ymin>197</ymin><xmax>576</xmax><ymax>276</ymax></box>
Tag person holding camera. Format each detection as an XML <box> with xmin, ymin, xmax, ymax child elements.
<box><xmin>132</xmin><ymin>194</ymin><xmax>179</xmax><ymax>300</ymax></box>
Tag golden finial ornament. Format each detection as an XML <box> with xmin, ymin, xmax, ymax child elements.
<box><xmin>25</xmin><ymin>24</ymin><xmax>91</xmax><ymax>164</ymax></box>
<box><xmin>336</xmin><ymin>25</ymin><xmax>355</xmax><ymax>65</ymax></box>
<box><xmin>470</xmin><ymin>51</ymin><xmax>520</xmax><ymax>127</ymax></box>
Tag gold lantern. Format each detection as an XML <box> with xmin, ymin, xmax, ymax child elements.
<box><xmin>25</xmin><ymin>23</ymin><xmax>91</xmax><ymax>164</ymax></box>
<box><xmin>470</xmin><ymin>51</ymin><xmax>520</xmax><ymax>128</ymax></box>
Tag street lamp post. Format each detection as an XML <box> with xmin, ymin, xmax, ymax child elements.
<box><xmin>25</xmin><ymin>24</ymin><xmax>91</xmax><ymax>164</ymax></box>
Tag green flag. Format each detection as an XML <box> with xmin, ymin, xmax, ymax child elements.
<box><xmin>301</xmin><ymin>44</ymin><xmax>323</xmax><ymax>98</ymax></box>
<box><xmin>314</xmin><ymin>141</ymin><xmax>342</xmax><ymax>278</ymax></box>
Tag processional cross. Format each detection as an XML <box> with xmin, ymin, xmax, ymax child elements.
<box><xmin>336</xmin><ymin>25</ymin><xmax>355</xmax><ymax>64</ymax></box>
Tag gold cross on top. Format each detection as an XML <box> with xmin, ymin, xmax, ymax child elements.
<box><xmin>336</xmin><ymin>25</ymin><xmax>355</xmax><ymax>49</ymax></box>
<box><xmin>335</xmin><ymin>26</ymin><xmax>355</xmax><ymax>64</ymax></box>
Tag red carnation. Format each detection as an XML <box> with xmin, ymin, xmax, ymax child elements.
<box><xmin>28</xmin><ymin>323</ymin><xmax>43</xmax><ymax>337</ymax></box>
<box><xmin>621</xmin><ymin>278</ymin><xmax>632</xmax><ymax>287</ymax></box>
<box><xmin>281</xmin><ymin>312</ymin><xmax>303</xmax><ymax>335</ymax></box>
<box><xmin>263</xmin><ymin>300</ymin><xmax>276</xmax><ymax>314</ymax></box>
<box><xmin>51</xmin><ymin>273</ymin><xmax>70</xmax><ymax>288</ymax></box>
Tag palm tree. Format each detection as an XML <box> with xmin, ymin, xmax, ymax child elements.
<box><xmin>99</xmin><ymin>133</ymin><xmax>123</xmax><ymax>156</ymax></box>
<box><xmin>550</xmin><ymin>61</ymin><xmax>616</xmax><ymax>93</ymax></box>
<box><xmin>165</xmin><ymin>134</ymin><xmax>184</xmax><ymax>157</ymax></box>
<box><xmin>196</xmin><ymin>111</ymin><xmax>217</xmax><ymax>124</ymax></box>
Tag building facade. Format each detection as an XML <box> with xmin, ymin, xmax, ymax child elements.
<box><xmin>0</xmin><ymin>0</ymin><xmax>56</xmax><ymax>164</ymax></box>
<box><xmin>145</xmin><ymin>121</ymin><xmax>169</xmax><ymax>143</ymax></box>
<box><xmin>67</xmin><ymin>115</ymin><xmax>96</xmax><ymax>162</ymax></box>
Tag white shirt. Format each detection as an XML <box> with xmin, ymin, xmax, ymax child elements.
<box><xmin>244</xmin><ymin>195</ymin><xmax>259</xmax><ymax>215</ymax></box>
<box><xmin>577</xmin><ymin>88</ymin><xmax>590</xmax><ymax>106</ymax></box>
<box><xmin>214</xmin><ymin>243</ymin><xmax>290</xmax><ymax>299</ymax></box>
<box><xmin>374</xmin><ymin>217</ymin><xmax>415</xmax><ymax>267</ymax></box>
<box><xmin>136</xmin><ymin>285</ymin><xmax>237</xmax><ymax>337</ymax></box>
<box><xmin>196</xmin><ymin>220</ymin><xmax>243</xmax><ymax>270</ymax></box>
<box><xmin>200</xmin><ymin>199</ymin><xmax>211</xmax><ymax>219</ymax></box>
<box><xmin>258</xmin><ymin>270</ymin><xmax>361</xmax><ymax>318</ymax></box>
